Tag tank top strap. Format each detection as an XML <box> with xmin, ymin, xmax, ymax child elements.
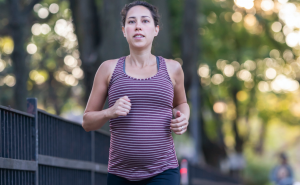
<box><xmin>157</xmin><ymin>56</ymin><xmax>173</xmax><ymax>86</ymax></box>
<box><xmin>108</xmin><ymin>56</ymin><xmax>126</xmax><ymax>91</ymax></box>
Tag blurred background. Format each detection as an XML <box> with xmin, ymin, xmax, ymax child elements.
<box><xmin>0</xmin><ymin>0</ymin><xmax>300</xmax><ymax>184</ymax></box>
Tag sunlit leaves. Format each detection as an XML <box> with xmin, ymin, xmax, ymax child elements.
<box><xmin>223</xmin><ymin>64</ymin><xmax>235</xmax><ymax>77</ymax></box>
<box><xmin>265</xmin><ymin>68</ymin><xmax>276</xmax><ymax>79</ymax></box>
<box><xmin>49</xmin><ymin>3</ymin><xmax>59</xmax><ymax>14</ymax></box>
<box><xmin>27</xmin><ymin>43</ymin><xmax>37</xmax><ymax>54</ymax></box>
<box><xmin>271</xmin><ymin>22</ymin><xmax>282</xmax><ymax>32</ymax></box>
<box><xmin>0</xmin><ymin>37</ymin><xmax>14</xmax><ymax>54</ymax></box>
<box><xmin>232</xmin><ymin>12</ymin><xmax>242</xmax><ymax>23</ymax></box>
<box><xmin>211</xmin><ymin>74</ymin><xmax>224</xmax><ymax>85</ymax></box>
<box><xmin>236</xmin><ymin>91</ymin><xmax>248</xmax><ymax>102</ymax></box>
<box><xmin>0</xmin><ymin>74</ymin><xmax>16</xmax><ymax>87</ymax></box>
<box><xmin>285</xmin><ymin>32</ymin><xmax>300</xmax><ymax>47</ymax></box>
<box><xmin>29</xmin><ymin>70</ymin><xmax>48</xmax><ymax>85</ymax></box>
<box><xmin>38</xmin><ymin>7</ymin><xmax>49</xmax><ymax>19</ymax></box>
<box><xmin>234</xmin><ymin>0</ymin><xmax>254</xmax><ymax>10</ymax></box>
<box><xmin>198</xmin><ymin>64</ymin><xmax>210</xmax><ymax>78</ymax></box>
<box><xmin>213</xmin><ymin>101</ymin><xmax>227</xmax><ymax>113</ymax></box>
<box><xmin>0</xmin><ymin>59</ymin><xmax>5</xmax><ymax>72</ymax></box>
<box><xmin>261</xmin><ymin>0</ymin><xmax>275</xmax><ymax>12</ymax></box>
<box><xmin>207</xmin><ymin>12</ymin><xmax>217</xmax><ymax>24</ymax></box>
<box><xmin>200</xmin><ymin>1</ymin><xmax>300</xmax><ymax>162</ymax></box>
<box><xmin>32</xmin><ymin>23</ymin><xmax>51</xmax><ymax>35</ymax></box>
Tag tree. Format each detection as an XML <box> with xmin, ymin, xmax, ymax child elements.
<box><xmin>3</xmin><ymin>0</ymin><xmax>42</xmax><ymax>111</ymax></box>
<box><xmin>69</xmin><ymin>0</ymin><xmax>101</xmax><ymax>104</ymax></box>
<box><xmin>181</xmin><ymin>0</ymin><xmax>204</xmax><ymax>164</ymax></box>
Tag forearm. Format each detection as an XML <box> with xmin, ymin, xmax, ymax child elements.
<box><xmin>172</xmin><ymin>103</ymin><xmax>190</xmax><ymax>122</ymax></box>
<box><xmin>82</xmin><ymin>108</ymin><xmax>112</xmax><ymax>132</ymax></box>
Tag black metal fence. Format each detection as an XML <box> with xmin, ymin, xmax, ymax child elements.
<box><xmin>0</xmin><ymin>98</ymin><xmax>241</xmax><ymax>185</ymax></box>
<box><xmin>1</xmin><ymin>98</ymin><xmax>109</xmax><ymax>185</ymax></box>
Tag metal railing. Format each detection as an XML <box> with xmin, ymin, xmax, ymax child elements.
<box><xmin>0</xmin><ymin>98</ymin><xmax>110</xmax><ymax>185</ymax></box>
<box><xmin>1</xmin><ymin>97</ymin><xmax>241</xmax><ymax>185</ymax></box>
<box><xmin>0</xmin><ymin>102</ymin><xmax>36</xmax><ymax>185</ymax></box>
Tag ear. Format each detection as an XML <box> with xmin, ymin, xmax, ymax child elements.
<box><xmin>122</xmin><ymin>26</ymin><xmax>126</xmax><ymax>37</ymax></box>
<box><xmin>154</xmin><ymin>25</ymin><xmax>159</xmax><ymax>37</ymax></box>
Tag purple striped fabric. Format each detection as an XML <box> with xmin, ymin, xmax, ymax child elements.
<box><xmin>107</xmin><ymin>56</ymin><xmax>179</xmax><ymax>181</ymax></box>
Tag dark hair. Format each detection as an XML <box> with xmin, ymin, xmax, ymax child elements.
<box><xmin>279</xmin><ymin>152</ymin><xmax>287</xmax><ymax>160</ymax></box>
<box><xmin>120</xmin><ymin>1</ymin><xmax>160</xmax><ymax>27</ymax></box>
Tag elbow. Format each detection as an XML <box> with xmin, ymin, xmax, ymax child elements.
<box><xmin>82</xmin><ymin>114</ymin><xmax>91</xmax><ymax>132</ymax></box>
<box><xmin>82</xmin><ymin>121</ymin><xmax>90</xmax><ymax>132</ymax></box>
<box><xmin>82</xmin><ymin>123</ymin><xmax>90</xmax><ymax>132</ymax></box>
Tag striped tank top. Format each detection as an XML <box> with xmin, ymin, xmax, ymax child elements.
<box><xmin>107</xmin><ymin>56</ymin><xmax>179</xmax><ymax>181</ymax></box>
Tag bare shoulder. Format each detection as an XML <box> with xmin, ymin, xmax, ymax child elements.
<box><xmin>164</xmin><ymin>58</ymin><xmax>183</xmax><ymax>87</ymax></box>
<box><xmin>96</xmin><ymin>58</ymin><xmax>119</xmax><ymax>87</ymax></box>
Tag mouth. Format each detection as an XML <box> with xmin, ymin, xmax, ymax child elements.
<box><xmin>133</xmin><ymin>34</ymin><xmax>145</xmax><ymax>38</ymax></box>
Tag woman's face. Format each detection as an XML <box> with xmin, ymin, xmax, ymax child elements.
<box><xmin>122</xmin><ymin>5</ymin><xmax>159</xmax><ymax>49</ymax></box>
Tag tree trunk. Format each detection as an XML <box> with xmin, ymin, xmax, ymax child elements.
<box><xmin>181</xmin><ymin>0</ymin><xmax>203</xmax><ymax>164</ymax></box>
<box><xmin>8</xmin><ymin>0</ymin><xmax>29</xmax><ymax>111</ymax></box>
<box><xmin>232</xmin><ymin>88</ymin><xmax>244</xmax><ymax>153</ymax></box>
<box><xmin>0</xmin><ymin>2</ymin><xmax>9</xmax><ymax>36</ymax></box>
<box><xmin>200</xmin><ymin>104</ymin><xmax>227</xmax><ymax>167</ymax></box>
<box><xmin>99</xmin><ymin>0</ymin><xmax>129</xmax><ymax>61</ymax></box>
<box><xmin>201</xmin><ymin>88</ymin><xmax>227</xmax><ymax>167</ymax></box>
<box><xmin>255</xmin><ymin>122</ymin><xmax>266</xmax><ymax>155</ymax></box>
<box><xmin>48</xmin><ymin>71</ymin><xmax>62</xmax><ymax>115</ymax></box>
<box><xmin>181</xmin><ymin>0</ymin><xmax>199</xmax><ymax>92</ymax></box>
<box><xmin>148</xmin><ymin>0</ymin><xmax>172</xmax><ymax>58</ymax></box>
<box><xmin>69</xmin><ymin>0</ymin><xmax>101</xmax><ymax>105</ymax></box>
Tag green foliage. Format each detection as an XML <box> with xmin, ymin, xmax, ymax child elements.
<box><xmin>169</xmin><ymin>0</ymin><xmax>184</xmax><ymax>57</ymax></box>
<box><xmin>243</xmin><ymin>151</ymin><xmax>274</xmax><ymax>185</ymax></box>
<box><xmin>198</xmin><ymin>0</ymin><xmax>300</xmax><ymax>136</ymax></box>
<box><xmin>243</xmin><ymin>161</ymin><xmax>272</xmax><ymax>185</ymax></box>
<box><xmin>197</xmin><ymin>0</ymin><xmax>300</xmax><ymax>180</ymax></box>
<box><xmin>0</xmin><ymin>0</ymin><xmax>82</xmax><ymax>114</ymax></box>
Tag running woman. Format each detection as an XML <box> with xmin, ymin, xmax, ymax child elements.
<box><xmin>82</xmin><ymin>1</ymin><xmax>190</xmax><ymax>184</ymax></box>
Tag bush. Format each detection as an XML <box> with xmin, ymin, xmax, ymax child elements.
<box><xmin>243</xmin><ymin>156</ymin><xmax>273</xmax><ymax>185</ymax></box>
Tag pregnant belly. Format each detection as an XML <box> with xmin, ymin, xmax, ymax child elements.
<box><xmin>109</xmin><ymin>131</ymin><xmax>174</xmax><ymax>165</ymax></box>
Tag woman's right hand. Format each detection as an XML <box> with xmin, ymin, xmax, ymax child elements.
<box><xmin>109</xmin><ymin>96</ymin><xmax>131</xmax><ymax>118</ymax></box>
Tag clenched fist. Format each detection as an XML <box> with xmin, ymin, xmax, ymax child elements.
<box><xmin>109</xmin><ymin>96</ymin><xmax>131</xmax><ymax>118</ymax></box>
<box><xmin>170</xmin><ymin>111</ymin><xmax>188</xmax><ymax>135</ymax></box>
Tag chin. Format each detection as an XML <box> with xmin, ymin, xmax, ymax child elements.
<box><xmin>129</xmin><ymin>42</ymin><xmax>149</xmax><ymax>49</ymax></box>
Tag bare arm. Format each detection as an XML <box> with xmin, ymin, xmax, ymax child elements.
<box><xmin>168</xmin><ymin>60</ymin><xmax>190</xmax><ymax>135</ymax></box>
<box><xmin>82</xmin><ymin>59</ymin><xmax>131</xmax><ymax>132</ymax></box>
<box><xmin>82</xmin><ymin>60</ymin><xmax>113</xmax><ymax>132</ymax></box>
<box><xmin>172</xmin><ymin>62</ymin><xmax>190</xmax><ymax>122</ymax></box>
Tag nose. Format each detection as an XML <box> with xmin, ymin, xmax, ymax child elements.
<box><xmin>135</xmin><ymin>20</ymin><xmax>142</xmax><ymax>30</ymax></box>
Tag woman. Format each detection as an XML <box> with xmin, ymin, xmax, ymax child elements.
<box><xmin>82</xmin><ymin>1</ymin><xmax>190</xmax><ymax>184</ymax></box>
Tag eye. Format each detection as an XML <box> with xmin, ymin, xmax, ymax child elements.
<box><xmin>128</xmin><ymin>20</ymin><xmax>135</xmax><ymax>24</ymax></box>
<box><xmin>143</xmin><ymin>20</ymin><xmax>149</xmax><ymax>23</ymax></box>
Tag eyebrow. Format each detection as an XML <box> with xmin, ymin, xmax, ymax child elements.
<box><xmin>128</xmin><ymin>16</ymin><xmax>150</xmax><ymax>19</ymax></box>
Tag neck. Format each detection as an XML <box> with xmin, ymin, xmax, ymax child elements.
<box><xmin>127</xmin><ymin>43</ymin><xmax>155</xmax><ymax>68</ymax></box>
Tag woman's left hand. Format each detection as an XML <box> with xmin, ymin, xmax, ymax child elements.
<box><xmin>170</xmin><ymin>111</ymin><xmax>188</xmax><ymax>135</ymax></box>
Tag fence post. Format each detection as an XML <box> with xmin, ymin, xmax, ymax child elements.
<box><xmin>27</xmin><ymin>98</ymin><xmax>38</xmax><ymax>185</ymax></box>
<box><xmin>91</xmin><ymin>131</ymin><xmax>95</xmax><ymax>185</ymax></box>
